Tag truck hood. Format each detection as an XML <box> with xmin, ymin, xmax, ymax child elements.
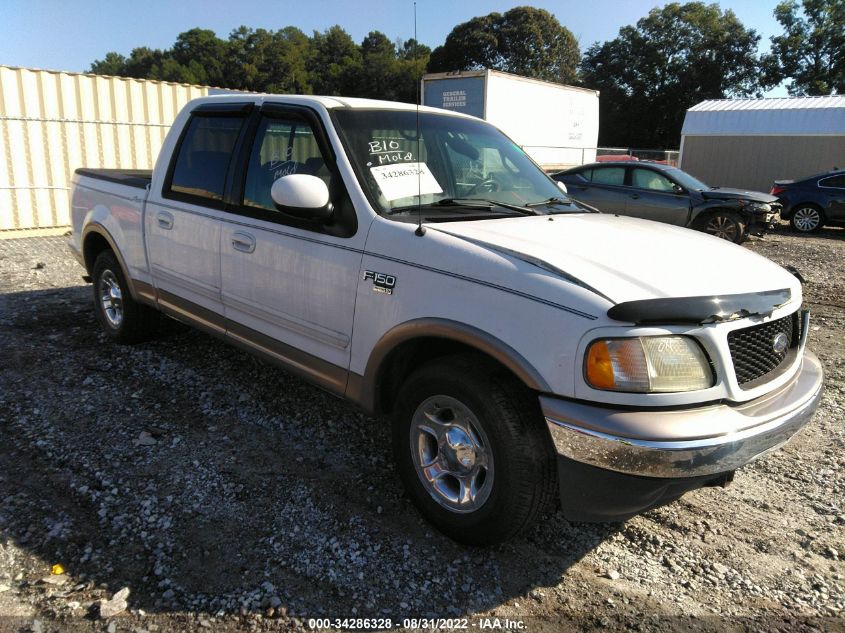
<box><xmin>700</xmin><ymin>188</ymin><xmax>778</xmax><ymax>203</ymax></box>
<box><xmin>428</xmin><ymin>214</ymin><xmax>798</xmax><ymax>305</ymax></box>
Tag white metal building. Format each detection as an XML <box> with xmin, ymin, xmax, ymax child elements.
<box><xmin>0</xmin><ymin>66</ymin><xmax>210</xmax><ymax>233</ymax></box>
<box><xmin>679</xmin><ymin>96</ymin><xmax>845</xmax><ymax>192</ymax></box>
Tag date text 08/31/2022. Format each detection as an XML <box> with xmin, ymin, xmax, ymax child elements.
<box><xmin>307</xmin><ymin>617</ymin><xmax>527</xmax><ymax>630</ymax></box>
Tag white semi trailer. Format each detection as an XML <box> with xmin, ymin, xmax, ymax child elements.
<box><xmin>422</xmin><ymin>69</ymin><xmax>599</xmax><ymax>170</ymax></box>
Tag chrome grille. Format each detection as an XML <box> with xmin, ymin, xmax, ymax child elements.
<box><xmin>728</xmin><ymin>313</ymin><xmax>800</xmax><ymax>387</ymax></box>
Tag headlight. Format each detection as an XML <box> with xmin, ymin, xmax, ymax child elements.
<box><xmin>740</xmin><ymin>201</ymin><xmax>771</xmax><ymax>213</ymax></box>
<box><xmin>585</xmin><ymin>336</ymin><xmax>713</xmax><ymax>393</ymax></box>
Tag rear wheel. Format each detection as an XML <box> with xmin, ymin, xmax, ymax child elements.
<box><xmin>700</xmin><ymin>211</ymin><xmax>746</xmax><ymax>244</ymax></box>
<box><xmin>92</xmin><ymin>250</ymin><xmax>159</xmax><ymax>343</ymax></box>
<box><xmin>392</xmin><ymin>354</ymin><xmax>557</xmax><ymax>545</ymax></box>
<box><xmin>790</xmin><ymin>205</ymin><xmax>824</xmax><ymax>233</ymax></box>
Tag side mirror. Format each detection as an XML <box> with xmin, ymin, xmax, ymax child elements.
<box><xmin>556</xmin><ymin>180</ymin><xmax>568</xmax><ymax>194</ymax></box>
<box><xmin>672</xmin><ymin>184</ymin><xmax>684</xmax><ymax>195</ymax></box>
<box><xmin>271</xmin><ymin>174</ymin><xmax>332</xmax><ymax>221</ymax></box>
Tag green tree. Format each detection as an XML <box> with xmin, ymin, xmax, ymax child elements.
<box><xmin>359</xmin><ymin>31</ymin><xmax>399</xmax><ymax>99</ymax></box>
<box><xmin>580</xmin><ymin>2</ymin><xmax>762</xmax><ymax>147</ymax></box>
<box><xmin>223</xmin><ymin>27</ymin><xmax>312</xmax><ymax>93</ymax></box>
<box><xmin>394</xmin><ymin>38</ymin><xmax>431</xmax><ymax>103</ymax></box>
<box><xmin>308</xmin><ymin>26</ymin><xmax>362</xmax><ymax>95</ymax></box>
<box><xmin>171</xmin><ymin>28</ymin><xmax>227</xmax><ymax>86</ymax></box>
<box><xmin>428</xmin><ymin>7</ymin><xmax>579</xmax><ymax>83</ymax></box>
<box><xmin>90</xmin><ymin>52</ymin><xmax>127</xmax><ymax>76</ymax></box>
<box><xmin>763</xmin><ymin>0</ymin><xmax>845</xmax><ymax>95</ymax></box>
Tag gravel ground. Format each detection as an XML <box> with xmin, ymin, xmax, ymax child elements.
<box><xmin>0</xmin><ymin>226</ymin><xmax>843</xmax><ymax>633</ymax></box>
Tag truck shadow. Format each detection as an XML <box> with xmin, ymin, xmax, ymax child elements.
<box><xmin>0</xmin><ymin>285</ymin><xmax>620</xmax><ymax>620</ymax></box>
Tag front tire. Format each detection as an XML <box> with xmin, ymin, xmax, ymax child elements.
<box><xmin>699</xmin><ymin>211</ymin><xmax>746</xmax><ymax>244</ymax></box>
<box><xmin>790</xmin><ymin>205</ymin><xmax>824</xmax><ymax>233</ymax></box>
<box><xmin>392</xmin><ymin>355</ymin><xmax>557</xmax><ymax>545</ymax></box>
<box><xmin>92</xmin><ymin>250</ymin><xmax>158</xmax><ymax>344</ymax></box>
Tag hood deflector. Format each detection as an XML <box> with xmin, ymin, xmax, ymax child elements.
<box><xmin>607</xmin><ymin>289</ymin><xmax>792</xmax><ymax>325</ymax></box>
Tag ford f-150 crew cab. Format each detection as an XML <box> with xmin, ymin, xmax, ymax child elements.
<box><xmin>69</xmin><ymin>95</ymin><xmax>823</xmax><ymax>545</ymax></box>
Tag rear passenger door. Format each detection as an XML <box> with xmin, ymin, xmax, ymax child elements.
<box><xmin>218</xmin><ymin>104</ymin><xmax>365</xmax><ymax>393</ymax></box>
<box><xmin>146</xmin><ymin>103</ymin><xmax>252</xmax><ymax>330</ymax></box>
<box><xmin>568</xmin><ymin>166</ymin><xmax>630</xmax><ymax>214</ymax></box>
<box><xmin>819</xmin><ymin>175</ymin><xmax>845</xmax><ymax>220</ymax></box>
<box><xmin>626</xmin><ymin>167</ymin><xmax>691</xmax><ymax>226</ymax></box>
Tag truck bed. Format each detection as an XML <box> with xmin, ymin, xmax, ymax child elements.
<box><xmin>75</xmin><ymin>168</ymin><xmax>152</xmax><ymax>189</ymax></box>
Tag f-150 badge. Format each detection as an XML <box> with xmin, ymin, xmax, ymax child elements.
<box><xmin>363</xmin><ymin>270</ymin><xmax>396</xmax><ymax>295</ymax></box>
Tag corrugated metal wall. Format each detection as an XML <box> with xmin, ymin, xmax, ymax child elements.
<box><xmin>680</xmin><ymin>135</ymin><xmax>845</xmax><ymax>192</ymax></box>
<box><xmin>0</xmin><ymin>66</ymin><xmax>208</xmax><ymax>231</ymax></box>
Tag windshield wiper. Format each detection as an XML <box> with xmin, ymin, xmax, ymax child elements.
<box><xmin>435</xmin><ymin>198</ymin><xmax>536</xmax><ymax>215</ymax></box>
<box><xmin>387</xmin><ymin>198</ymin><xmax>536</xmax><ymax>216</ymax></box>
<box><xmin>526</xmin><ymin>196</ymin><xmax>574</xmax><ymax>208</ymax></box>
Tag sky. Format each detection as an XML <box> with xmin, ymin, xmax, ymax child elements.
<box><xmin>1</xmin><ymin>0</ymin><xmax>787</xmax><ymax>95</ymax></box>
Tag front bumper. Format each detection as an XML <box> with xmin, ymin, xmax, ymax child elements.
<box><xmin>749</xmin><ymin>210</ymin><xmax>779</xmax><ymax>234</ymax></box>
<box><xmin>543</xmin><ymin>351</ymin><xmax>823</xmax><ymax>521</ymax></box>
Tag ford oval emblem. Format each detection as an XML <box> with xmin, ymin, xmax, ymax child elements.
<box><xmin>772</xmin><ymin>332</ymin><xmax>789</xmax><ymax>354</ymax></box>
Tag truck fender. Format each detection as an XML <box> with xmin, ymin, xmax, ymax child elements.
<box><xmin>347</xmin><ymin>318</ymin><xmax>551</xmax><ymax>415</ymax></box>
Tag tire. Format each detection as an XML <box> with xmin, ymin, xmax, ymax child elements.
<box><xmin>92</xmin><ymin>250</ymin><xmax>159</xmax><ymax>344</ymax></box>
<box><xmin>392</xmin><ymin>354</ymin><xmax>557</xmax><ymax>545</ymax></box>
<box><xmin>699</xmin><ymin>211</ymin><xmax>746</xmax><ymax>244</ymax></box>
<box><xmin>789</xmin><ymin>205</ymin><xmax>824</xmax><ymax>233</ymax></box>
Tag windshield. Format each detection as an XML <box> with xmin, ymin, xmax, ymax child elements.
<box><xmin>332</xmin><ymin>109</ymin><xmax>573</xmax><ymax>218</ymax></box>
<box><xmin>664</xmin><ymin>167</ymin><xmax>709</xmax><ymax>191</ymax></box>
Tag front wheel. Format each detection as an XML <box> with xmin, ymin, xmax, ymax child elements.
<box><xmin>700</xmin><ymin>211</ymin><xmax>746</xmax><ymax>244</ymax></box>
<box><xmin>392</xmin><ymin>355</ymin><xmax>557</xmax><ymax>545</ymax></box>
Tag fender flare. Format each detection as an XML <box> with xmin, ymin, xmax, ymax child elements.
<box><xmin>81</xmin><ymin>223</ymin><xmax>140</xmax><ymax>300</ymax></box>
<box><xmin>348</xmin><ymin>318</ymin><xmax>551</xmax><ymax>415</ymax></box>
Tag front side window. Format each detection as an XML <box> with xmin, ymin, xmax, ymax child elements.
<box><xmin>332</xmin><ymin>109</ymin><xmax>571</xmax><ymax>218</ymax></box>
<box><xmin>169</xmin><ymin>115</ymin><xmax>245</xmax><ymax>201</ymax></box>
<box><xmin>631</xmin><ymin>168</ymin><xmax>675</xmax><ymax>192</ymax></box>
<box><xmin>243</xmin><ymin>116</ymin><xmax>330</xmax><ymax>212</ymax></box>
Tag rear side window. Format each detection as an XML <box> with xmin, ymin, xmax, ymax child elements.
<box><xmin>168</xmin><ymin>115</ymin><xmax>245</xmax><ymax>202</ymax></box>
<box><xmin>590</xmin><ymin>167</ymin><xmax>626</xmax><ymax>186</ymax></box>
<box><xmin>820</xmin><ymin>175</ymin><xmax>845</xmax><ymax>188</ymax></box>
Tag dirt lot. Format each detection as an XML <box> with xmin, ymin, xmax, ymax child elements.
<box><xmin>0</xmin><ymin>226</ymin><xmax>843</xmax><ymax>633</ymax></box>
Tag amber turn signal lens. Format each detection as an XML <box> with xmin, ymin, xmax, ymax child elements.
<box><xmin>585</xmin><ymin>340</ymin><xmax>616</xmax><ymax>390</ymax></box>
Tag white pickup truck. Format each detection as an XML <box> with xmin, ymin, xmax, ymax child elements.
<box><xmin>69</xmin><ymin>95</ymin><xmax>823</xmax><ymax>545</ymax></box>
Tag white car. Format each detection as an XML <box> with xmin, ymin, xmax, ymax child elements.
<box><xmin>69</xmin><ymin>95</ymin><xmax>823</xmax><ymax>544</ymax></box>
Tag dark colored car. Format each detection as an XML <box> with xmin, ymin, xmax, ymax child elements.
<box><xmin>553</xmin><ymin>162</ymin><xmax>779</xmax><ymax>243</ymax></box>
<box><xmin>771</xmin><ymin>169</ymin><xmax>845</xmax><ymax>233</ymax></box>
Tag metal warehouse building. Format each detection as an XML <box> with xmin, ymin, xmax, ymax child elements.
<box><xmin>0</xmin><ymin>66</ymin><xmax>210</xmax><ymax>233</ymax></box>
<box><xmin>679</xmin><ymin>96</ymin><xmax>845</xmax><ymax>192</ymax></box>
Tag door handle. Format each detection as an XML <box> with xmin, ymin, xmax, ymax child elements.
<box><xmin>629</xmin><ymin>193</ymin><xmax>640</xmax><ymax>199</ymax></box>
<box><xmin>156</xmin><ymin>211</ymin><xmax>174</xmax><ymax>230</ymax></box>
<box><xmin>231</xmin><ymin>231</ymin><xmax>256</xmax><ymax>253</ymax></box>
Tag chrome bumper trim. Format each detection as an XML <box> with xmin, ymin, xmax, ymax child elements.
<box><xmin>544</xmin><ymin>351</ymin><xmax>823</xmax><ymax>478</ymax></box>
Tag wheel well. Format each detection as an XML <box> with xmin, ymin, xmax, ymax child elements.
<box><xmin>791</xmin><ymin>202</ymin><xmax>824</xmax><ymax>215</ymax></box>
<box><xmin>693</xmin><ymin>208</ymin><xmax>745</xmax><ymax>228</ymax></box>
<box><xmin>82</xmin><ymin>232</ymin><xmax>112</xmax><ymax>274</ymax></box>
<box><xmin>374</xmin><ymin>337</ymin><xmax>522</xmax><ymax>416</ymax></box>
